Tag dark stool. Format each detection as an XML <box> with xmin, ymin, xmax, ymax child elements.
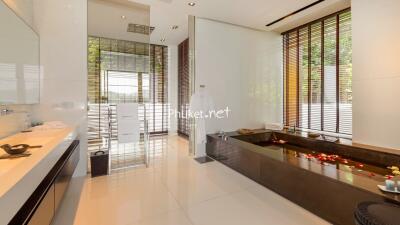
<box><xmin>355</xmin><ymin>201</ymin><xmax>400</xmax><ymax>225</ymax></box>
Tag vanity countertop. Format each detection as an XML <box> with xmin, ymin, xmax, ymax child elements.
<box><xmin>0</xmin><ymin>126</ymin><xmax>77</xmax><ymax>224</ymax></box>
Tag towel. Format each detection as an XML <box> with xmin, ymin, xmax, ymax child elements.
<box><xmin>264</xmin><ymin>123</ymin><xmax>283</xmax><ymax>131</ymax></box>
<box><xmin>116</xmin><ymin>103</ymin><xmax>140</xmax><ymax>143</ymax></box>
<box><xmin>189</xmin><ymin>88</ymin><xmax>214</xmax><ymax>145</ymax></box>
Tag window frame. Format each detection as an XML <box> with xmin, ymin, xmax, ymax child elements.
<box><xmin>282</xmin><ymin>8</ymin><xmax>352</xmax><ymax>137</ymax></box>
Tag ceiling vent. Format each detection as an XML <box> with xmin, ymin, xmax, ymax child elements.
<box><xmin>127</xmin><ymin>24</ymin><xmax>155</xmax><ymax>35</ymax></box>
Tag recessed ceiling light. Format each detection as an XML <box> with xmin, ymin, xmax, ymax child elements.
<box><xmin>171</xmin><ymin>25</ymin><xmax>179</xmax><ymax>30</ymax></box>
<box><xmin>121</xmin><ymin>15</ymin><xmax>126</xmax><ymax>19</ymax></box>
<box><xmin>160</xmin><ymin>38</ymin><xmax>166</xmax><ymax>43</ymax></box>
<box><xmin>188</xmin><ymin>2</ymin><xmax>196</xmax><ymax>6</ymax></box>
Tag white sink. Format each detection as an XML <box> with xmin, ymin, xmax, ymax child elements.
<box><xmin>0</xmin><ymin>129</ymin><xmax>67</xmax><ymax>175</ymax></box>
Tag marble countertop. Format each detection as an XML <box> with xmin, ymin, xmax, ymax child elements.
<box><xmin>0</xmin><ymin>126</ymin><xmax>77</xmax><ymax>224</ymax></box>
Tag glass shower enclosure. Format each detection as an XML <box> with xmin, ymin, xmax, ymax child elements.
<box><xmin>87</xmin><ymin>4</ymin><xmax>152</xmax><ymax>171</ymax></box>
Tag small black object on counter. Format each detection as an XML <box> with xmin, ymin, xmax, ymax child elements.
<box><xmin>90</xmin><ymin>150</ymin><xmax>109</xmax><ymax>177</ymax></box>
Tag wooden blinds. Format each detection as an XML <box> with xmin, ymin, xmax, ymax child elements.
<box><xmin>87</xmin><ymin>36</ymin><xmax>168</xmax><ymax>151</ymax></box>
<box><xmin>150</xmin><ymin>44</ymin><xmax>169</xmax><ymax>134</ymax></box>
<box><xmin>178</xmin><ymin>39</ymin><xmax>190</xmax><ymax>136</ymax></box>
<box><xmin>283</xmin><ymin>9</ymin><xmax>352</xmax><ymax>135</ymax></box>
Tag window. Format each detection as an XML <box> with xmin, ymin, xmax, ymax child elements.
<box><xmin>178</xmin><ymin>39</ymin><xmax>190</xmax><ymax>136</ymax></box>
<box><xmin>283</xmin><ymin>9</ymin><xmax>352</xmax><ymax>135</ymax></box>
<box><xmin>103</xmin><ymin>71</ymin><xmax>140</xmax><ymax>103</ymax></box>
<box><xmin>149</xmin><ymin>44</ymin><xmax>169</xmax><ymax>134</ymax></box>
<box><xmin>87</xmin><ymin>37</ymin><xmax>168</xmax><ymax>151</ymax></box>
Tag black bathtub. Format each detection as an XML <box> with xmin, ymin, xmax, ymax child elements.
<box><xmin>206</xmin><ymin>130</ymin><xmax>400</xmax><ymax>225</ymax></box>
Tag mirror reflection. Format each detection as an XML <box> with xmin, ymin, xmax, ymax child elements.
<box><xmin>0</xmin><ymin>0</ymin><xmax>39</xmax><ymax>105</ymax></box>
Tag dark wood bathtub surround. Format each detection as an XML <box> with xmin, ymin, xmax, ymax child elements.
<box><xmin>230</xmin><ymin>129</ymin><xmax>400</xmax><ymax>168</ymax></box>
<box><xmin>206</xmin><ymin>131</ymin><xmax>400</xmax><ymax>225</ymax></box>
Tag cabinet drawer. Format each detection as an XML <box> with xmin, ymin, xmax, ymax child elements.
<box><xmin>27</xmin><ymin>185</ymin><xmax>54</xmax><ymax>225</ymax></box>
<box><xmin>55</xmin><ymin>143</ymin><xmax>80</xmax><ymax>210</ymax></box>
<box><xmin>9</xmin><ymin>140</ymin><xmax>80</xmax><ymax>225</ymax></box>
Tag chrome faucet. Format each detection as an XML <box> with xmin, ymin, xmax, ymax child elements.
<box><xmin>1</xmin><ymin>108</ymin><xmax>14</xmax><ymax>116</ymax></box>
<box><xmin>218</xmin><ymin>133</ymin><xmax>228</xmax><ymax>141</ymax></box>
<box><xmin>287</xmin><ymin>125</ymin><xmax>296</xmax><ymax>133</ymax></box>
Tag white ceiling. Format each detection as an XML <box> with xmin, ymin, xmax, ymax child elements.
<box><xmin>88</xmin><ymin>0</ymin><xmax>150</xmax><ymax>43</ymax></box>
<box><xmin>95</xmin><ymin>0</ymin><xmax>350</xmax><ymax>46</ymax></box>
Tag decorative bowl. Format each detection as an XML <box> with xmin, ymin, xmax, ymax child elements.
<box><xmin>1</xmin><ymin>144</ymin><xmax>30</xmax><ymax>155</ymax></box>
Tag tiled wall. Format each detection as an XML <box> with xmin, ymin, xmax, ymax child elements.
<box><xmin>32</xmin><ymin>0</ymin><xmax>88</xmax><ymax>176</ymax></box>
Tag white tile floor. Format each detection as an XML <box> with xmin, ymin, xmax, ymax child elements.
<box><xmin>52</xmin><ymin>135</ymin><xmax>330</xmax><ymax>225</ymax></box>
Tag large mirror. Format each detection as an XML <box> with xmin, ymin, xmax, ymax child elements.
<box><xmin>0</xmin><ymin>0</ymin><xmax>39</xmax><ymax>105</ymax></box>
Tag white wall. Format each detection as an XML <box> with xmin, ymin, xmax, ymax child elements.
<box><xmin>352</xmin><ymin>0</ymin><xmax>400</xmax><ymax>150</ymax></box>
<box><xmin>33</xmin><ymin>0</ymin><xmax>88</xmax><ymax>176</ymax></box>
<box><xmin>3</xmin><ymin>0</ymin><xmax>34</xmax><ymax>27</ymax></box>
<box><xmin>168</xmin><ymin>45</ymin><xmax>178</xmax><ymax>134</ymax></box>
<box><xmin>195</xmin><ymin>18</ymin><xmax>282</xmax><ymax>134</ymax></box>
<box><xmin>194</xmin><ymin>18</ymin><xmax>282</xmax><ymax>156</ymax></box>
